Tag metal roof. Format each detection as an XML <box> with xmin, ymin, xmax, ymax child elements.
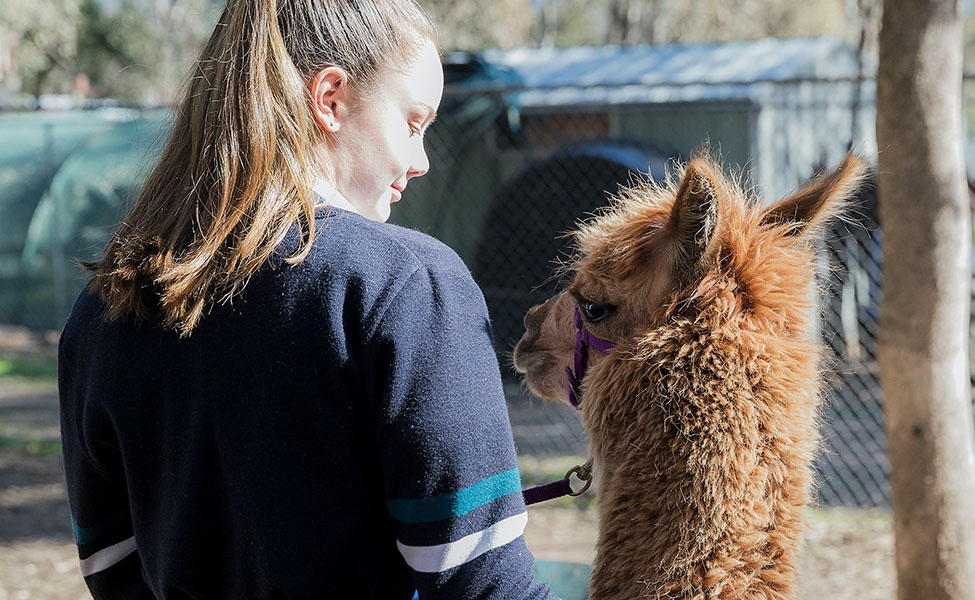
<box><xmin>479</xmin><ymin>37</ymin><xmax>866</xmax><ymax>108</ymax></box>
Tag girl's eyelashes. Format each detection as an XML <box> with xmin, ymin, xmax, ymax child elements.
<box><xmin>408</xmin><ymin>116</ymin><xmax>437</xmax><ymax>138</ymax></box>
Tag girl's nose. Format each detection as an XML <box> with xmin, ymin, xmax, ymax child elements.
<box><xmin>407</xmin><ymin>143</ymin><xmax>430</xmax><ymax>180</ymax></box>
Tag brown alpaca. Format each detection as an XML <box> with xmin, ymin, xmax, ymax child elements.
<box><xmin>513</xmin><ymin>155</ymin><xmax>865</xmax><ymax>599</ymax></box>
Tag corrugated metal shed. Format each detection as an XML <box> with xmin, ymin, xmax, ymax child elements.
<box><xmin>469</xmin><ymin>37</ymin><xmax>878</xmax><ymax>203</ymax></box>
<box><xmin>481</xmin><ymin>37</ymin><xmax>869</xmax><ymax>108</ymax></box>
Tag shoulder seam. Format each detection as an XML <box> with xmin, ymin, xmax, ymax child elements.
<box><xmin>363</xmin><ymin>264</ymin><xmax>425</xmax><ymax>346</ymax></box>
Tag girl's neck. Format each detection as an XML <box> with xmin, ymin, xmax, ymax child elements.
<box><xmin>312</xmin><ymin>178</ymin><xmax>359</xmax><ymax>215</ymax></box>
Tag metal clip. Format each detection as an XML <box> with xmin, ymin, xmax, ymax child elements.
<box><xmin>564</xmin><ymin>458</ymin><xmax>594</xmax><ymax>496</ymax></box>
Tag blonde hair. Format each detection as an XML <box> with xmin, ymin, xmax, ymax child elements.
<box><xmin>84</xmin><ymin>0</ymin><xmax>436</xmax><ymax>335</ymax></box>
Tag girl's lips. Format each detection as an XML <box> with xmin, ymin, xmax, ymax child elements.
<box><xmin>391</xmin><ymin>187</ymin><xmax>402</xmax><ymax>202</ymax></box>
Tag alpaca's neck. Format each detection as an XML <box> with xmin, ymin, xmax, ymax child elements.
<box><xmin>584</xmin><ymin>318</ymin><xmax>818</xmax><ymax>600</ymax></box>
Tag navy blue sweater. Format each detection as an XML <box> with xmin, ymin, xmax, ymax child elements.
<box><xmin>59</xmin><ymin>207</ymin><xmax>556</xmax><ymax>599</ymax></box>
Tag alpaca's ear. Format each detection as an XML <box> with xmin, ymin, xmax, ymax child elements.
<box><xmin>670</xmin><ymin>158</ymin><xmax>722</xmax><ymax>274</ymax></box>
<box><xmin>762</xmin><ymin>156</ymin><xmax>867</xmax><ymax>236</ymax></box>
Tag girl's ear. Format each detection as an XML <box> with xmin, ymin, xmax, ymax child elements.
<box><xmin>669</xmin><ymin>158</ymin><xmax>723</xmax><ymax>277</ymax></box>
<box><xmin>762</xmin><ymin>156</ymin><xmax>868</xmax><ymax>236</ymax></box>
<box><xmin>310</xmin><ymin>67</ymin><xmax>351</xmax><ymax>133</ymax></box>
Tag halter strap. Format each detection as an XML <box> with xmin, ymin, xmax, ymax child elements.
<box><xmin>521</xmin><ymin>309</ymin><xmax>608</xmax><ymax>507</ymax></box>
<box><xmin>565</xmin><ymin>307</ymin><xmax>616</xmax><ymax>408</ymax></box>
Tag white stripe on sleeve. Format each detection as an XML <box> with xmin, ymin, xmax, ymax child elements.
<box><xmin>80</xmin><ymin>535</ymin><xmax>138</xmax><ymax>577</ymax></box>
<box><xmin>396</xmin><ymin>511</ymin><xmax>528</xmax><ymax>573</ymax></box>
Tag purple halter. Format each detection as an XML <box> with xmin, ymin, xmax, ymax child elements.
<box><xmin>565</xmin><ymin>306</ymin><xmax>617</xmax><ymax>408</ymax></box>
<box><xmin>521</xmin><ymin>305</ymin><xmax>612</xmax><ymax>507</ymax></box>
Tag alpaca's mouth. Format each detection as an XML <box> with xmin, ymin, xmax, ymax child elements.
<box><xmin>512</xmin><ymin>345</ymin><xmax>571</xmax><ymax>402</ymax></box>
<box><xmin>512</xmin><ymin>352</ymin><xmax>546</xmax><ymax>377</ymax></box>
<box><xmin>512</xmin><ymin>337</ymin><xmax>555</xmax><ymax>375</ymax></box>
<box><xmin>520</xmin><ymin>370</ymin><xmax>565</xmax><ymax>404</ymax></box>
<box><xmin>511</xmin><ymin>336</ymin><xmax>533</xmax><ymax>374</ymax></box>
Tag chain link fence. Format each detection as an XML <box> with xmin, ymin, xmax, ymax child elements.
<box><xmin>3</xmin><ymin>64</ymin><xmax>975</xmax><ymax>508</ymax></box>
<box><xmin>818</xmin><ymin>187</ymin><xmax>888</xmax><ymax>507</ymax></box>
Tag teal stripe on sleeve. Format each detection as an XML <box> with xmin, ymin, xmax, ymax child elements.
<box><xmin>71</xmin><ymin>513</ymin><xmax>102</xmax><ymax>545</ymax></box>
<box><xmin>386</xmin><ymin>468</ymin><xmax>522</xmax><ymax>524</ymax></box>
<box><xmin>70</xmin><ymin>511</ymin><xmax>129</xmax><ymax>547</ymax></box>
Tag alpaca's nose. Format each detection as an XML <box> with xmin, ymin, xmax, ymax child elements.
<box><xmin>523</xmin><ymin>305</ymin><xmax>542</xmax><ymax>334</ymax></box>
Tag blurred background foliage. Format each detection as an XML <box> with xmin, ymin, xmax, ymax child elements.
<box><xmin>0</xmin><ymin>0</ymin><xmax>220</xmax><ymax>104</ymax></box>
<box><xmin>0</xmin><ymin>0</ymin><xmax>884</xmax><ymax>107</ymax></box>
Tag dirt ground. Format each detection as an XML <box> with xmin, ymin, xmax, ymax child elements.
<box><xmin>1</xmin><ymin>377</ymin><xmax>91</xmax><ymax>600</ymax></box>
<box><xmin>0</xmin><ymin>332</ymin><xmax>895</xmax><ymax>599</ymax></box>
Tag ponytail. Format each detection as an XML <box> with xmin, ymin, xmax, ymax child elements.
<box><xmin>84</xmin><ymin>0</ymin><xmax>436</xmax><ymax>335</ymax></box>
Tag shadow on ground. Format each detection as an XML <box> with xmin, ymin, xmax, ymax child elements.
<box><xmin>0</xmin><ymin>449</ymin><xmax>73</xmax><ymax>544</ymax></box>
<box><xmin>0</xmin><ymin>370</ymin><xmax>72</xmax><ymax>544</ymax></box>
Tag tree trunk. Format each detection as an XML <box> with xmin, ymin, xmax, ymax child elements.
<box><xmin>608</xmin><ymin>0</ymin><xmax>630</xmax><ymax>44</ymax></box>
<box><xmin>876</xmin><ymin>1</ymin><xmax>975</xmax><ymax>599</ymax></box>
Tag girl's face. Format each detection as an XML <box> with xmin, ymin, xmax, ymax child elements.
<box><xmin>329</xmin><ymin>38</ymin><xmax>444</xmax><ymax>222</ymax></box>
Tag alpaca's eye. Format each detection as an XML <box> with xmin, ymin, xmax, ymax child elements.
<box><xmin>580</xmin><ymin>302</ymin><xmax>613</xmax><ymax>323</ymax></box>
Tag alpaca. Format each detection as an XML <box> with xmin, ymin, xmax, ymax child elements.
<box><xmin>513</xmin><ymin>155</ymin><xmax>865</xmax><ymax>599</ymax></box>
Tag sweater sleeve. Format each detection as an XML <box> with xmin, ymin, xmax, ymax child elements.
<box><xmin>368</xmin><ymin>254</ymin><xmax>556</xmax><ymax>600</ymax></box>
<box><xmin>58</xmin><ymin>337</ymin><xmax>155</xmax><ymax>599</ymax></box>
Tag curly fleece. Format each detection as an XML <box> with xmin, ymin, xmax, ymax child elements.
<box><xmin>573</xmin><ymin>156</ymin><xmax>865</xmax><ymax>599</ymax></box>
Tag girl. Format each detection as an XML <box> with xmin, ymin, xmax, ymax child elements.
<box><xmin>59</xmin><ymin>1</ymin><xmax>554</xmax><ymax>598</ymax></box>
